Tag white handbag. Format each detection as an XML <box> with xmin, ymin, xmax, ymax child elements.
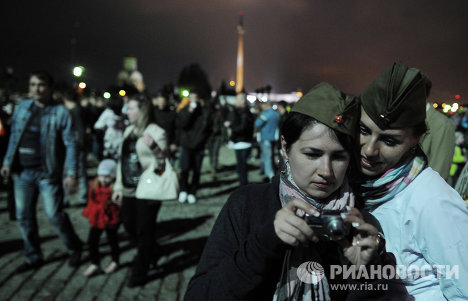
<box><xmin>136</xmin><ymin>158</ymin><xmax>179</xmax><ymax>201</ymax></box>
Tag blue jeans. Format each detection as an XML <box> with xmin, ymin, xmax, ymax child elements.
<box><xmin>260</xmin><ymin>140</ymin><xmax>275</xmax><ymax>179</ymax></box>
<box><xmin>13</xmin><ymin>168</ymin><xmax>82</xmax><ymax>263</ymax></box>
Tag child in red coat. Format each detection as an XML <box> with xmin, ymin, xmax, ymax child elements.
<box><xmin>82</xmin><ymin>159</ymin><xmax>120</xmax><ymax>276</ymax></box>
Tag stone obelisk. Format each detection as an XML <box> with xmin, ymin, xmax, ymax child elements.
<box><xmin>235</xmin><ymin>12</ymin><xmax>245</xmax><ymax>94</ymax></box>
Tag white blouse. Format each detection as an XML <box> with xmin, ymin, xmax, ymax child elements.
<box><xmin>371</xmin><ymin>168</ymin><xmax>468</xmax><ymax>300</ymax></box>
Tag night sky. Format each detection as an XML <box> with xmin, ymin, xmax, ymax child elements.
<box><xmin>3</xmin><ymin>0</ymin><xmax>467</xmax><ymax>104</ymax></box>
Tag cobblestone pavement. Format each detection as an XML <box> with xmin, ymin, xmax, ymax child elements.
<box><xmin>0</xmin><ymin>146</ymin><xmax>266</xmax><ymax>301</ymax></box>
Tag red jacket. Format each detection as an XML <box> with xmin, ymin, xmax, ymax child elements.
<box><xmin>82</xmin><ymin>178</ymin><xmax>120</xmax><ymax>229</ymax></box>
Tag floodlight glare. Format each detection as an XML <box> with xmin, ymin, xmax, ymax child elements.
<box><xmin>182</xmin><ymin>90</ymin><xmax>190</xmax><ymax>97</ymax></box>
<box><xmin>73</xmin><ymin>66</ymin><xmax>84</xmax><ymax>77</ymax></box>
<box><xmin>246</xmin><ymin>95</ymin><xmax>256</xmax><ymax>103</ymax></box>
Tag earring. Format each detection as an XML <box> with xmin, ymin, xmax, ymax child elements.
<box><xmin>279</xmin><ymin>158</ymin><xmax>289</xmax><ymax>174</ymax></box>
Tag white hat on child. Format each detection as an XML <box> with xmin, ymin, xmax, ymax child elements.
<box><xmin>97</xmin><ymin>159</ymin><xmax>117</xmax><ymax>178</ymax></box>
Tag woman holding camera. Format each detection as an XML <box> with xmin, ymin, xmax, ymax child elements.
<box><xmin>185</xmin><ymin>83</ymin><xmax>403</xmax><ymax>300</ymax></box>
<box><xmin>357</xmin><ymin>62</ymin><xmax>468</xmax><ymax>300</ymax></box>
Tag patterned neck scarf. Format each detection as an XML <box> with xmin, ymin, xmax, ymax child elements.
<box><xmin>273</xmin><ymin>158</ymin><xmax>355</xmax><ymax>301</ymax></box>
<box><xmin>362</xmin><ymin>154</ymin><xmax>427</xmax><ymax>212</ymax></box>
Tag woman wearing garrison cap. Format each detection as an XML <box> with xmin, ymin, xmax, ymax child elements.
<box><xmin>358</xmin><ymin>62</ymin><xmax>468</xmax><ymax>299</ymax></box>
<box><xmin>185</xmin><ymin>83</ymin><xmax>406</xmax><ymax>300</ymax></box>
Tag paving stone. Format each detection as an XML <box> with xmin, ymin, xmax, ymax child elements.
<box><xmin>35</xmin><ymin>262</ymin><xmax>76</xmax><ymax>301</ymax></box>
<box><xmin>10</xmin><ymin>252</ymin><xmax>62</xmax><ymax>301</ymax></box>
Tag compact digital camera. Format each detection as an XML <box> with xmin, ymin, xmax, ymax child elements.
<box><xmin>305</xmin><ymin>209</ymin><xmax>351</xmax><ymax>241</ymax></box>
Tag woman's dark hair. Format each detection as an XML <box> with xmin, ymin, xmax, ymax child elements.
<box><xmin>281</xmin><ymin>112</ymin><xmax>354</xmax><ymax>155</ymax></box>
<box><xmin>412</xmin><ymin>121</ymin><xmax>428</xmax><ymax>140</ymax></box>
<box><xmin>282</xmin><ymin>111</ymin><xmax>361</xmax><ymax>203</ymax></box>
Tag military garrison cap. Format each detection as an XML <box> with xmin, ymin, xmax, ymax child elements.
<box><xmin>360</xmin><ymin>62</ymin><xmax>429</xmax><ymax>129</ymax></box>
<box><xmin>291</xmin><ymin>82</ymin><xmax>359</xmax><ymax>137</ymax></box>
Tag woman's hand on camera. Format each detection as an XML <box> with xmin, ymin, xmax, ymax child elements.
<box><xmin>112</xmin><ymin>190</ymin><xmax>123</xmax><ymax>206</ymax></box>
<box><xmin>274</xmin><ymin>198</ymin><xmax>319</xmax><ymax>247</ymax></box>
<box><xmin>343</xmin><ymin>208</ymin><xmax>380</xmax><ymax>266</ymax></box>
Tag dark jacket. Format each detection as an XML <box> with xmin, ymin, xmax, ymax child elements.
<box><xmin>184</xmin><ymin>176</ymin><xmax>409</xmax><ymax>301</ymax></box>
<box><xmin>68</xmin><ymin>105</ymin><xmax>86</xmax><ymax>149</ymax></box>
<box><xmin>177</xmin><ymin>106</ymin><xmax>211</xmax><ymax>150</ymax></box>
<box><xmin>228</xmin><ymin>106</ymin><xmax>254</xmax><ymax>143</ymax></box>
<box><xmin>154</xmin><ymin>107</ymin><xmax>177</xmax><ymax>146</ymax></box>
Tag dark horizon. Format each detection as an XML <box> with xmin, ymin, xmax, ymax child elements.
<box><xmin>2</xmin><ymin>0</ymin><xmax>467</xmax><ymax>104</ymax></box>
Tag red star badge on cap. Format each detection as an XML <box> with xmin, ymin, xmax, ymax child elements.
<box><xmin>334</xmin><ymin>115</ymin><xmax>343</xmax><ymax>124</ymax></box>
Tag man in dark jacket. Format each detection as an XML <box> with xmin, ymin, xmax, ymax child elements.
<box><xmin>176</xmin><ymin>92</ymin><xmax>211</xmax><ymax>204</ymax></box>
<box><xmin>153</xmin><ymin>93</ymin><xmax>178</xmax><ymax>164</ymax></box>
<box><xmin>224</xmin><ymin>93</ymin><xmax>254</xmax><ymax>186</ymax></box>
<box><xmin>63</xmin><ymin>90</ymin><xmax>88</xmax><ymax>206</ymax></box>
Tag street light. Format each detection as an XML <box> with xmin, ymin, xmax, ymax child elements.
<box><xmin>73</xmin><ymin>66</ymin><xmax>85</xmax><ymax>77</ymax></box>
<box><xmin>103</xmin><ymin>92</ymin><xmax>111</xmax><ymax>99</ymax></box>
<box><xmin>78</xmin><ymin>82</ymin><xmax>86</xmax><ymax>89</ymax></box>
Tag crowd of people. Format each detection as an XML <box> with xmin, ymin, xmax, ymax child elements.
<box><xmin>0</xmin><ymin>63</ymin><xmax>467</xmax><ymax>298</ymax></box>
<box><xmin>0</xmin><ymin>70</ymin><xmax>287</xmax><ymax>286</ymax></box>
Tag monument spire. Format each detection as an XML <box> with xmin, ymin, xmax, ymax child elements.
<box><xmin>235</xmin><ymin>12</ymin><xmax>245</xmax><ymax>94</ymax></box>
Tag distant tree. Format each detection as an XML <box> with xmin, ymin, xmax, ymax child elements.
<box><xmin>177</xmin><ymin>63</ymin><xmax>212</xmax><ymax>101</ymax></box>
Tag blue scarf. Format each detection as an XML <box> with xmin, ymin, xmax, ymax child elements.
<box><xmin>362</xmin><ymin>155</ymin><xmax>427</xmax><ymax>211</ymax></box>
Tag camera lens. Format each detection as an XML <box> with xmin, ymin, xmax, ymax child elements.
<box><xmin>326</xmin><ymin>218</ymin><xmax>348</xmax><ymax>241</ymax></box>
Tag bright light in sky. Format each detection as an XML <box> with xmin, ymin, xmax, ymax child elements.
<box><xmin>103</xmin><ymin>92</ymin><xmax>111</xmax><ymax>99</ymax></box>
<box><xmin>78</xmin><ymin>82</ymin><xmax>86</xmax><ymax>89</ymax></box>
<box><xmin>73</xmin><ymin>66</ymin><xmax>84</xmax><ymax>77</ymax></box>
<box><xmin>119</xmin><ymin>90</ymin><xmax>126</xmax><ymax>96</ymax></box>
<box><xmin>182</xmin><ymin>90</ymin><xmax>189</xmax><ymax>97</ymax></box>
